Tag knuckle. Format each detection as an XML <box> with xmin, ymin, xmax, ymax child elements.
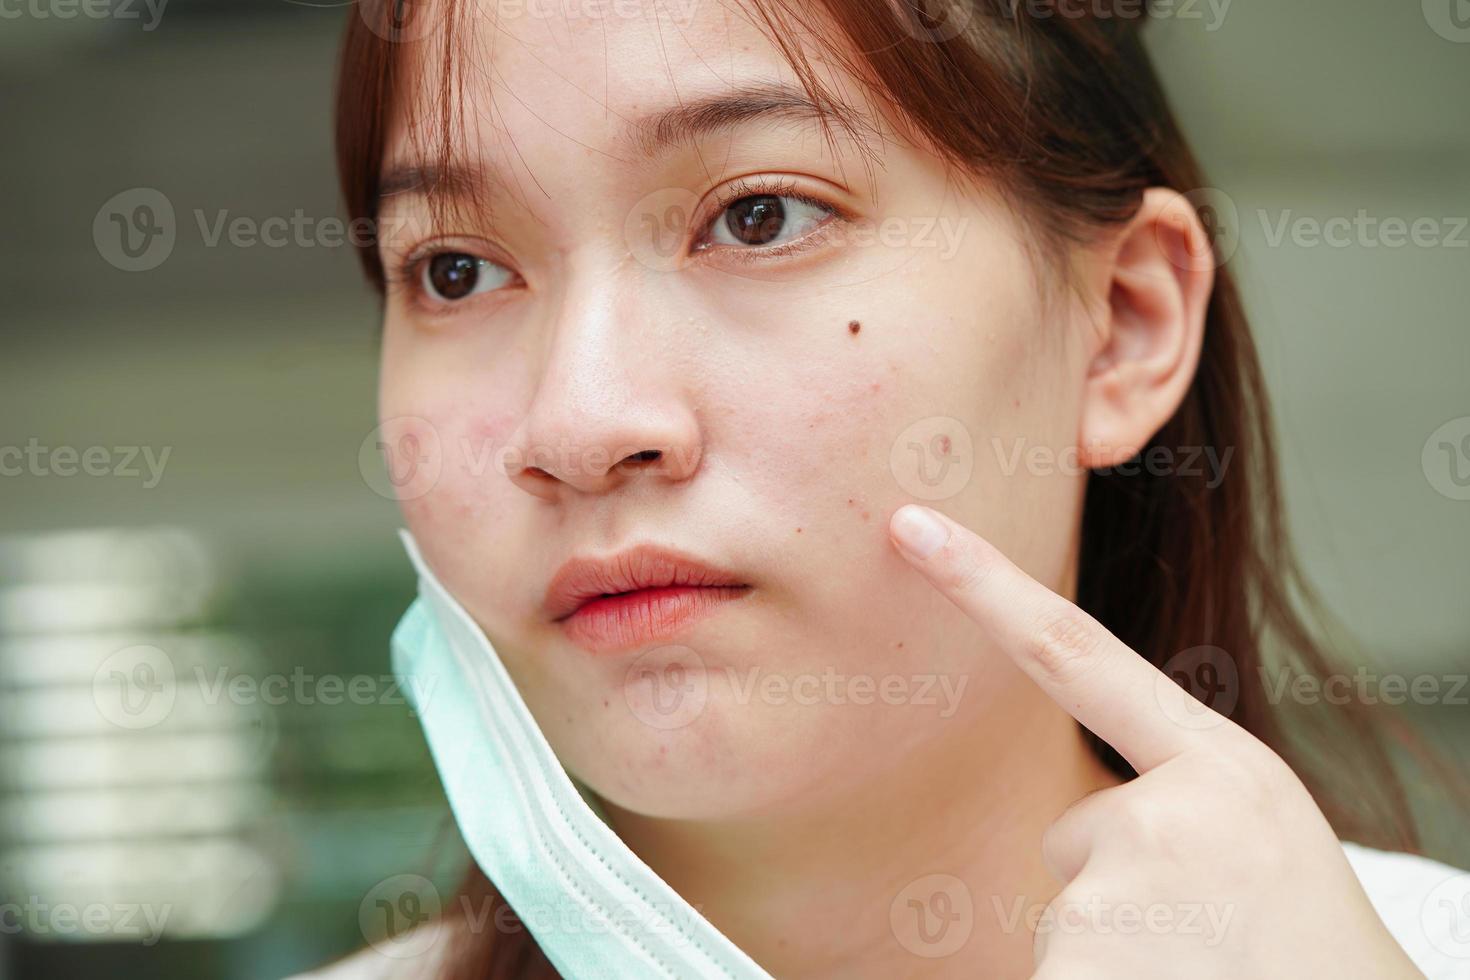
<box><xmin>1030</xmin><ymin>610</ymin><xmax>1106</xmax><ymax>685</ymax></box>
<box><xmin>1112</xmin><ymin>792</ymin><xmax>1190</xmax><ymax>856</ymax></box>
<box><xmin>1040</xmin><ymin>790</ymin><xmax>1104</xmax><ymax>875</ymax></box>
<box><xmin>942</xmin><ymin>543</ymin><xmax>991</xmax><ymax>594</ymax></box>
<box><xmin>1217</xmin><ymin>738</ymin><xmax>1302</xmax><ymax>812</ymax></box>
<box><xmin>1038</xmin><ymin>820</ymin><xmax>1068</xmax><ymax>878</ymax></box>
<box><xmin>1040</xmin><ymin>881</ymin><xmax>1096</xmax><ymax>936</ymax></box>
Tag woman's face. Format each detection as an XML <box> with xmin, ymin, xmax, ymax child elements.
<box><xmin>376</xmin><ymin>0</ymin><xmax>1098</xmax><ymax>820</ymax></box>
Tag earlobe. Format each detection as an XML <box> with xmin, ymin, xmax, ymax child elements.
<box><xmin>1078</xmin><ymin>187</ymin><xmax>1216</xmax><ymax>469</ymax></box>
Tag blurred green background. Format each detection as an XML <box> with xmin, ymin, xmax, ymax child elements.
<box><xmin>1</xmin><ymin>1</ymin><xmax>1468</xmax><ymax>977</ymax></box>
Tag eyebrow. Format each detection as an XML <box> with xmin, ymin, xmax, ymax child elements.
<box><xmin>627</xmin><ymin>80</ymin><xmax>875</xmax><ymax>158</ymax></box>
<box><xmin>377</xmin><ymin>81</ymin><xmax>876</xmax><ymax>206</ymax></box>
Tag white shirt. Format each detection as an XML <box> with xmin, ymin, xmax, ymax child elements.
<box><xmin>1340</xmin><ymin>840</ymin><xmax>1469</xmax><ymax>977</ymax></box>
<box><xmin>291</xmin><ymin>841</ymin><xmax>1470</xmax><ymax>979</ymax></box>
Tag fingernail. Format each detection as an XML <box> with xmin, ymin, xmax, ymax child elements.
<box><xmin>891</xmin><ymin>505</ymin><xmax>950</xmax><ymax>560</ymax></box>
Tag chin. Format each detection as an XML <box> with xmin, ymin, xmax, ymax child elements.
<box><xmin>569</xmin><ymin>695</ymin><xmax>824</xmax><ymax>822</ymax></box>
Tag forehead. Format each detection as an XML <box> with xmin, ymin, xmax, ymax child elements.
<box><xmin>383</xmin><ymin>0</ymin><xmax>875</xmax><ymax>164</ymax></box>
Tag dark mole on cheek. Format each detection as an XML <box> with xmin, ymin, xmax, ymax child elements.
<box><xmin>848</xmin><ymin>320</ymin><xmax>861</xmax><ymax>335</ymax></box>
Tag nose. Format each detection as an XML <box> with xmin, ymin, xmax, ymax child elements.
<box><xmin>504</xmin><ymin>278</ymin><xmax>703</xmax><ymax>501</ymax></box>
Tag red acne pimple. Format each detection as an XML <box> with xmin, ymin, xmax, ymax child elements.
<box><xmin>795</xmin><ymin>527</ymin><xmax>803</xmax><ymax>533</ymax></box>
<box><xmin>861</xmin><ymin>511</ymin><xmax>870</xmax><ymax>521</ymax></box>
<box><xmin>938</xmin><ymin>434</ymin><xmax>952</xmax><ymax>455</ymax></box>
<box><xmin>848</xmin><ymin>320</ymin><xmax>861</xmax><ymax>334</ymax></box>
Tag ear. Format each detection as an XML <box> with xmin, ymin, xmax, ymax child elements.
<box><xmin>1077</xmin><ymin>187</ymin><xmax>1216</xmax><ymax>469</ymax></box>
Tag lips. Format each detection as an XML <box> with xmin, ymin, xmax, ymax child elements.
<box><xmin>543</xmin><ymin>544</ymin><xmax>751</xmax><ymax>653</ymax></box>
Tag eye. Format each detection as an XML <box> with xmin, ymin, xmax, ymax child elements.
<box><xmin>420</xmin><ymin>252</ymin><xmax>515</xmax><ymax>302</ymax></box>
<box><xmin>700</xmin><ymin>189</ymin><xmax>835</xmax><ymax>251</ymax></box>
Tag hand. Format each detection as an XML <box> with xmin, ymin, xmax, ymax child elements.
<box><xmin>886</xmin><ymin>504</ymin><xmax>1423</xmax><ymax>980</ymax></box>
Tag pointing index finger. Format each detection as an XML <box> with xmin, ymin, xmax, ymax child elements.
<box><xmin>888</xmin><ymin>504</ymin><xmax>1241</xmax><ymax>774</ymax></box>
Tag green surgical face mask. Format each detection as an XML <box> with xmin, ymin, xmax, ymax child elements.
<box><xmin>391</xmin><ymin>529</ymin><xmax>774</xmax><ymax>979</ymax></box>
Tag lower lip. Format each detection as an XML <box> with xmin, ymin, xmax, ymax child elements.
<box><xmin>558</xmin><ymin>585</ymin><xmax>751</xmax><ymax>654</ymax></box>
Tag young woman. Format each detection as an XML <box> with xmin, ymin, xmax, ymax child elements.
<box><xmin>299</xmin><ymin>0</ymin><xmax>1468</xmax><ymax>976</ymax></box>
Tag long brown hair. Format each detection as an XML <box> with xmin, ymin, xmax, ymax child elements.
<box><xmin>333</xmin><ymin>2</ymin><xmax>1447</xmax><ymax>976</ymax></box>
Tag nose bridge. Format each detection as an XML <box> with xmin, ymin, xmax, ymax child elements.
<box><xmin>507</xmin><ymin>258</ymin><xmax>702</xmax><ymax>499</ymax></box>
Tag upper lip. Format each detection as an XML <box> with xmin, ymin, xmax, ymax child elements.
<box><xmin>543</xmin><ymin>544</ymin><xmax>749</xmax><ymax>622</ymax></box>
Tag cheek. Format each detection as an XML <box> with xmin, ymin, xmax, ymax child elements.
<box><xmin>378</xmin><ymin>372</ymin><xmax>524</xmax><ymax>594</ymax></box>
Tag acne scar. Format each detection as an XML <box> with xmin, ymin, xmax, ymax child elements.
<box><xmin>848</xmin><ymin>320</ymin><xmax>861</xmax><ymax>335</ymax></box>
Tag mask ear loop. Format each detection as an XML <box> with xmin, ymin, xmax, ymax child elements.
<box><xmin>394</xmin><ymin>529</ymin><xmax>774</xmax><ymax>980</ymax></box>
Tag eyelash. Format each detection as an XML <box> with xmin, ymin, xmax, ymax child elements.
<box><xmin>385</xmin><ymin>176</ymin><xmax>848</xmax><ymax>312</ymax></box>
<box><xmin>692</xmin><ymin>175</ymin><xmax>847</xmax><ymax>262</ymax></box>
<box><xmin>383</xmin><ymin>243</ymin><xmax>516</xmax><ymax>316</ymax></box>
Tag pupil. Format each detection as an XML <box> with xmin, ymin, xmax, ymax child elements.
<box><xmin>428</xmin><ymin>253</ymin><xmax>480</xmax><ymax>299</ymax></box>
<box><xmin>725</xmin><ymin>195</ymin><xmax>786</xmax><ymax>245</ymax></box>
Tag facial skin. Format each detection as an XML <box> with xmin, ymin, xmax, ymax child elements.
<box><xmin>374</xmin><ymin>1</ymin><xmax>1210</xmax><ymax>974</ymax></box>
